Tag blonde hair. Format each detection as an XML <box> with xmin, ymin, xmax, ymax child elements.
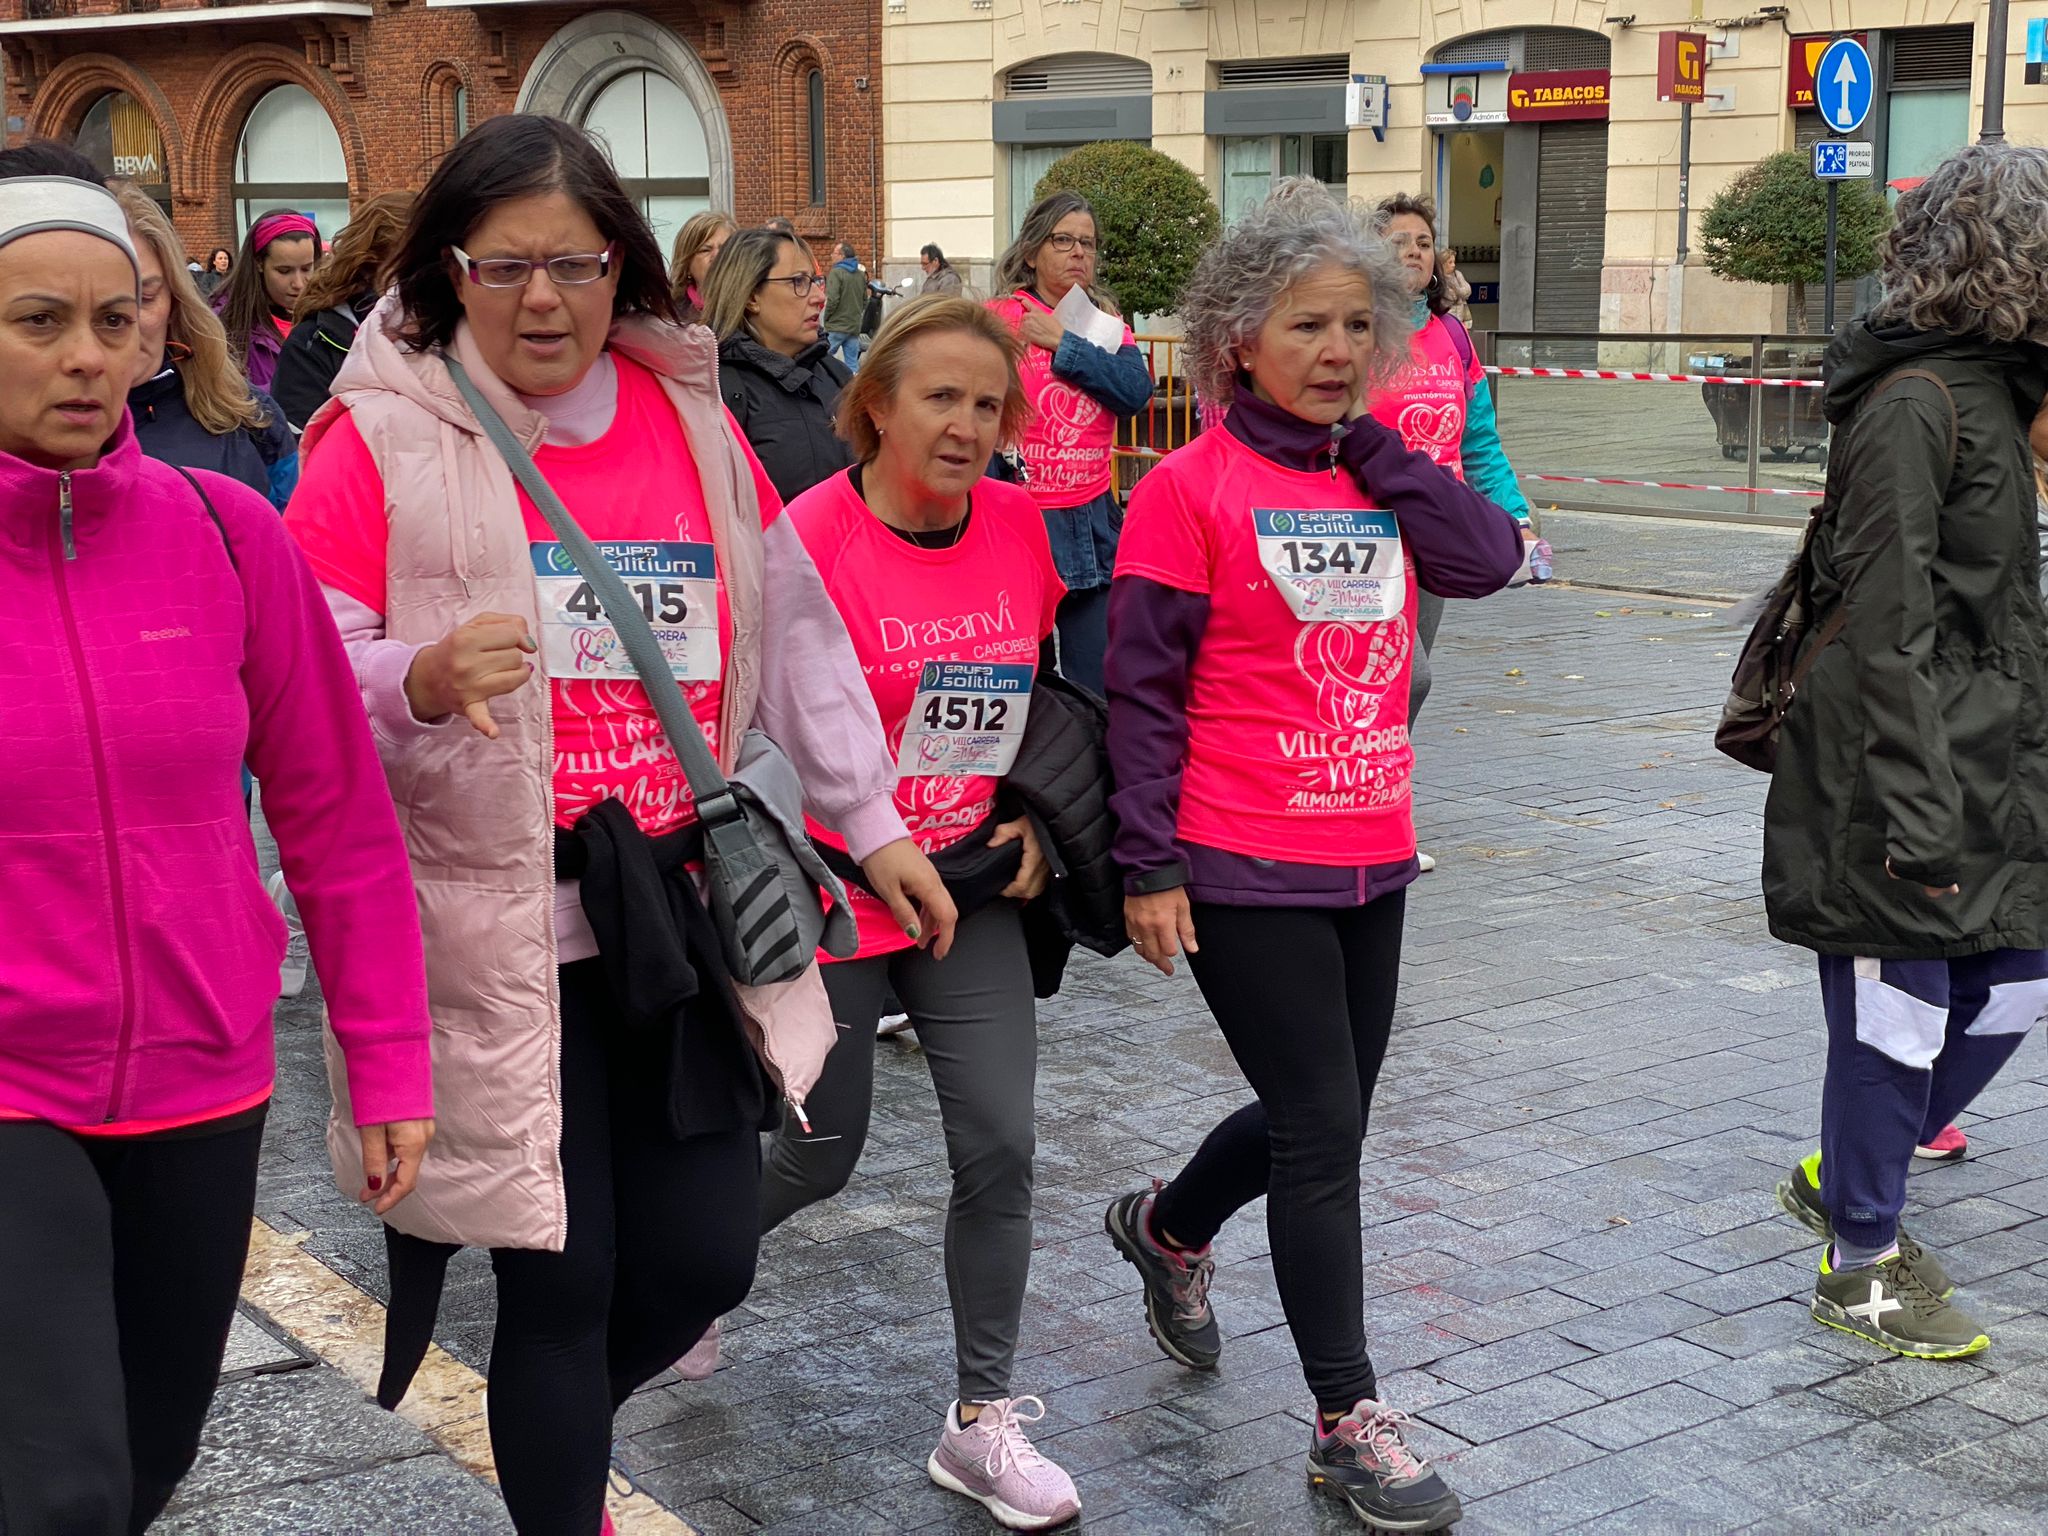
<box><xmin>668</xmin><ymin>210</ymin><xmax>736</xmax><ymax>303</ymax></box>
<box><xmin>834</xmin><ymin>295</ymin><xmax>1029</xmax><ymax>464</ymax></box>
<box><xmin>700</xmin><ymin>227</ymin><xmax>801</xmax><ymax>343</ymax></box>
<box><xmin>107</xmin><ymin>181</ymin><xmax>269</xmax><ymax>437</ymax></box>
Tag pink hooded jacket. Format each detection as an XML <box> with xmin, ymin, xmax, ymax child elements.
<box><xmin>0</xmin><ymin>423</ymin><xmax>433</xmax><ymax>1131</ymax></box>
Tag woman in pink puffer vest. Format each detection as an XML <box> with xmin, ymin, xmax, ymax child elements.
<box><xmin>0</xmin><ymin>155</ymin><xmax>435</xmax><ymax>1532</ymax></box>
<box><xmin>286</xmin><ymin>115</ymin><xmax>957</xmax><ymax>1535</ymax></box>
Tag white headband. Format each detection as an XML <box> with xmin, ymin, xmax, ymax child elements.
<box><xmin>0</xmin><ymin>176</ymin><xmax>138</xmax><ymax>272</ymax></box>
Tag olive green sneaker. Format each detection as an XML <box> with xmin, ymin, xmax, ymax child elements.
<box><xmin>1812</xmin><ymin>1246</ymin><xmax>1989</xmax><ymax>1359</ymax></box>
<box><xmin>1775</xmin><ymin>1151</ymin><xmax>1954</xmax><ymax>1299</ymax></box>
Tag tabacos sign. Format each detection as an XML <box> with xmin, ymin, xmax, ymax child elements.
<box><xmin>1789</xmin><ymin>33</ymin><xmax>1868</xmax><ymax>109</ymax></box>
<box><xmin>1507</xmin><ymin>69</ymin><xmax>1611</xmax><ymax>121</ymax></box>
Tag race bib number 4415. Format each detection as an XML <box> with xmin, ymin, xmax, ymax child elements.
<box><xmin>898</xmin><ymin>662</ymin><xmax>1033</xmax><ymax>777</ymax></box>
<box><xmin>530</xmin><ymin>540</ymin><xmax>721</xmax><ymax>682</ymax></box>
<box><xmin>1254</xmin><ymin>509</ymin><xmax>1407</xmax><ymax>624</ymax></box>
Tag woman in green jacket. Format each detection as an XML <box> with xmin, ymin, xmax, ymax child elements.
<box><xmin>1766</xmin><ymin>143</ymin><xmax>2048</xmax><ymax>1363</ymax></box>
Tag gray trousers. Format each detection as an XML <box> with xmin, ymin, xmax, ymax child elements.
<box><xmin>758</xmin><ymin>902</ymin><xmax>1038</xmax><ymax>1401</ymax></box>
<box><xmin>1408</xmin><ymin>590</ymin><xmax>1446</xmax><ymax>724</ymax></box>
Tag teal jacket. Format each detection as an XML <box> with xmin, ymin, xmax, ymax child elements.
<box><xmin>1417</xmin><ymin>298</ymin><xmax>1532</xmax><ymax>525</ymax></box>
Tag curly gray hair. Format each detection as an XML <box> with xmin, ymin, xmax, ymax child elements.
<box><xmin>1873</xmin><ymin>142</ymin><xmax>2048</xmax><ymax>342</ymax></box>
<box><xmin>1179</xmin><ymin>178</ymin><xmax>1413</xmax><ymax>410</ymax></box>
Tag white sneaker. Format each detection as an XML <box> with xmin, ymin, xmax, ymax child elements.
<box><xmin>1416</xmin><ymin>852</ymin><xmax>1437</xmax><ymax>874</ymax></box>
<box><xmin>267</xmin><ymin>870</ymin><xmax>309</xmax><ymax>998</ymax></box>
<box><xmin>877</xmin><ymin>1012</ymin><xmax>914</xmax><ymax>1038</ymax></box>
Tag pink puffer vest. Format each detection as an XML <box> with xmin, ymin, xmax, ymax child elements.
<box><xmin>306</xmin><ymin>302</ymin><xmax>837</xmax><ymax>1252</ymax></box>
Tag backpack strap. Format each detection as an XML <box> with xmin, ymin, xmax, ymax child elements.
<box><xmin>174</xmin><ymin>464</ymin><xmax>238</xmax><ymax>573</ymax></box>
<box><xmin>1438</xmin><ymin>312</ymin><xmax>1478</xmax><ymax>400</ymax></box>
<box><xmin>1792</xmin><ymin>366</ymin><xmax>1960</xmax><ymax>681</ymax></box>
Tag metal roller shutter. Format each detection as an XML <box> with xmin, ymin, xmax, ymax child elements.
<box><xmin>1003</xmin><ymin>54</ymin><xmax>1152</xmax><ymax>98</ymax></box>
<box><xmin>1534</xmin><ymin>120</ymin><xmax>1607</xmax><ymax>359</ymax></box>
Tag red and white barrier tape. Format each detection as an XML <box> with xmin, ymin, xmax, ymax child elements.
<box><xmin>1488</xmin><ymin>366</ymin><xmax>1822</xmax><ymax>389</ymax></box>
<box><xmin>1522</xmin><ymin>472</ymin><xmax>1822</xmax><ymax>499</ymax></box>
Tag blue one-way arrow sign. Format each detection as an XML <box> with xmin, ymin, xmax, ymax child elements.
<box><xmin>1815</xmin><ymin>37</ymin><xmax>1873</xmax><ymax>135</ymax></box>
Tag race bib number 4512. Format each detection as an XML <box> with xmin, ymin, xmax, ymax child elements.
<box><xmin>897</xmin><ymin>662</ymin><xmax>1033</xmax><ymax>777</ymax></box>
<box><xmin>530</xmin><ymin>540</ymin><xmax>721</xmax><ymax>682</ymax></box>
<box><xmin>1254</xmin><ymin>508</ymin><xmax>1407</xmax><ymax>624</ymax></box>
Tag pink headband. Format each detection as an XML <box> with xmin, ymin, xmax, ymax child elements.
<box><xmin>251</xmin><ymin>212</ymin><xmax>318</xmax><ymax>253</ymax></box>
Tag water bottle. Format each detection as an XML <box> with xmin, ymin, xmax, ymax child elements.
<box><xmin>1529</xmin><ymin>538</ymin><xmax>1554</xmax><ymax>585</ymax></box>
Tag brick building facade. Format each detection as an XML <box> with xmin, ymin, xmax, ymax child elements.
<box><xmin>1</xmin><ymin>0</ymin><xmax>881</xmax><ymax>264</ymax></box>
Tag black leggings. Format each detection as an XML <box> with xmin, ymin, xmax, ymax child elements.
<box><xmin>0</xmin><ymin>1111</ymin><xmax>266</xmax><ymax>1535</ymax></box>
<box><xmin>1150</xmin><ymin>893</ymin><xmax>1405</xmax><ymax>1416</ymax></box>
<box><xmin>487</xmin><ymin>960</ymin><xmax>761</xmax><ymax>1536</ymax></box>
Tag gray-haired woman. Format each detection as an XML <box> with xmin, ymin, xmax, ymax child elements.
<box><xmin>987</xmin><ymin>191</ymin><xmax>1154</xmax><ymax>694</ymax></box>
<box><xmin>1765</xmin><ymin>142</ymin><xmax>2048</xmax><ymax>1361</ymax></box>
<box><xmin>1099</xmin><ymin>179</ymin><xmax>1523</xmax><ymax>1533</ymax></box>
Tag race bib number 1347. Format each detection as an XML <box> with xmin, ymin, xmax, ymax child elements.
<box><xmin>1254</xmin><ymin>508</ymin><xmax>1407</xmax><ymax>624</ymax></box>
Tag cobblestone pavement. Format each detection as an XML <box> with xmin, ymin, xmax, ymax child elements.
<box><xmin>189</xmin><ymin>531</ymin><xmax>2048</xmax><ymax>1533</ymax></box>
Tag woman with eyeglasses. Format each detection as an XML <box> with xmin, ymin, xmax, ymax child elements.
<box><xmin>701</xmin><ymin>227</ymin><xmax>854</xmax><ymax>503</ymax></box>
<box><xmin>988</xmin><ymin>191</ymin><xmax>1153</xmax><ymax>694</ymax></box>
<box><xmin>285</xmin><ymin>114</ymin><xmax>954</xmax><ymax>1535</ymax></box>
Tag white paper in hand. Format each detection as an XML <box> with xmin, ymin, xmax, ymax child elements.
<box><xmin>1053</xmin><ymin>285</ymin><xmax>1124</xmax><ymax>355</ymax></box>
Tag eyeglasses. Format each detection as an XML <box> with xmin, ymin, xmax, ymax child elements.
<box><xmin>1044</xmin><ymin>232</ymin><xmax>1099</xmax><ymax>255</ymax></box>
<box><xmin>757</xmin><ymin>272</ymin><xmax>824</xmax><ymax>297</ymax></box>
<box><xmin>453</xmin><ymin>245</ymin><xmax>616</xmax><ymax>288</ymax></box>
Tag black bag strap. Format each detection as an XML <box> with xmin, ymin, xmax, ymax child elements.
<box><xmin>174</xmin><ymin>464</ymin><xmax>237</xmax><ymax>572</ymax></box>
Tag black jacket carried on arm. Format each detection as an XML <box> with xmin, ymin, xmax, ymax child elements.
<box><xmin>717</xmin><ymin>333</ymin><xmax>855</xmax><ymax>503</ymax></box>
<box><xmin>1763</xmin><ymin>320</ymin><xmax>2048</xmax><ymax>959</ymax></box>
<box><xmin>271</xmin><ymin>297</ymin><xmax>369</xmax><ymax>432</ymax></box>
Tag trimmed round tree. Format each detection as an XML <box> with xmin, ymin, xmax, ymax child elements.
<box><xmin>1033</xmin><ymin>141</ymin><xmax>1220</xmax><ymax>320</ymax></box>
<box><xmin>1700</xmin><ymin>150</ymin><xmax>1889</xmax><ymax>331</ymax></box>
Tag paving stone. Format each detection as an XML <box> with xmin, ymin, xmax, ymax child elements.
<box><xmin>1557</xmin><ymin>1336</ymin><xmax>1728</xmax><ymax>1400</ymax></box>
<box><xmin>1557</xmin><ymin>1381</ymin><xmax>1731</xmax><ymax>1450</ymax></box>
<box><xmin>1421</xmin><ymin>1374</ymin><xmax>1605</xmax><ymax>1444</ymax></box>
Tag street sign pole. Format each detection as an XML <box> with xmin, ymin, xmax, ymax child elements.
<box><xmin>1824</xmin><ymin>181</ymin><xmax>1839</xmax><ymax>334</ymax></box>
<box><xmin>1677</xmin><ymin>100</ymin><xmax>1693</xmax><ymax>262</ymax></box>
<box><xmin>1983</xmin><ymin>0</ymin><xmax>2010</xmax><ymax>141</ymax></box>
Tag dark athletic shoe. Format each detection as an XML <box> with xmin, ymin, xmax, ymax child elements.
<box><xmin>1774</xmin><ymin>1152</ymin><xmax>1954</xmax><ymax>1299</ymax></box>
<box><xmin>1105</xmin><ymin>1185</ymin><xmax>1221</xmax><ymax>1370</ymax></box>
<box><xmin>1812</xmin><ymin>1247</ymin><xmax>1989</xmax><ymax>1360</ymax></box>
<box><xmin>1308</xmin><ymin>1399</ymin><xmax>1462</xmax><ymax>1532</ymax></box>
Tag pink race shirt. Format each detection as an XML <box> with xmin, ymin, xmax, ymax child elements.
<box><xmin>989</xmin><ymin>290</ymin><xmax>1133</xmax><ymax>510</ymax></box>
<box><xmin>1367</xmin><ymin>313</ymin><xmax>1482</xmax><ymax>480</ymax></box>
<box><xmin>289</xmin><ymin>354</ymin><xmax>774</xmax><ymax>835</ymax></box>
<box><xmin>786</xmin><ymin>470</ymin><xmax>1063</xmax><ymax>957</ymax></box>
<box><xmin>1116</xmin><ymin>427</ymin><xmax>1419</xmax><ymax>865</ymax></box>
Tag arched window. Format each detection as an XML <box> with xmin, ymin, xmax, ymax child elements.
<box><xmin>423</xmin><ymin>64</ymin><xmax>470</xmax><ymax>159</ymax></box>
<box><xmin>582</xmin><ymin>68</ymin><xmax>710</xmax><ymax>252</ymax></box>
<box><xmin>806</xmin><ymin>68</ymin><xmax>825</xmax><ymax>205</ymax></box>
<box><xmin>76</xmin><ymin>91</ymin><xmax>169</xmax><ymax>212</ymax></box>
<box><xmin>234</xmin><ymin>83</ymin><xmax>350</xmax><ymax>241</ymax></box>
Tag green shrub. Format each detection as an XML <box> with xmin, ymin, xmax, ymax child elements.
<box><xmin>1033</xmin><ymin>141</ymin><xmax>1220</xmax><ymax>319</ymax></box>
<box><xmin>1699</xmin><ymin>150</ymin><xmax>1888</xmax><ymax>330</ymax></box>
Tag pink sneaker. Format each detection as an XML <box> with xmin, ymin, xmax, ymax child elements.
<box><xmin>1915</xmin><ymin>1123</ymin><xmax>1969</xmax><ymax>1161</ymax></box>
<box><xmin>926</xmin><ymin>1397</ymin><xmax>1081</xmax><ymax>1530</ymax></box>
<box><xmin>673</xmin><ymin>1318</ymin><xmax>720</xmax><ymax>1381</ymax></box>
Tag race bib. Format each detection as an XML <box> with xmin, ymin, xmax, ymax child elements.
<box><xmin>897</xmin><ymin>662</ymin><xmax>1033</xmax><ymax>777</ymax></box>
<box><xmin>530</xmin><ymin>541</ymin><xmax>721</xmax><ymax>683</ymax></box>
<box><xmin>1253</xmin><ymin>509</ymin><xmax>1407</xmax><ymax>624</ymax></box>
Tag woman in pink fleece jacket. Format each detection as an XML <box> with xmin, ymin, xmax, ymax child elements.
<box><xmin>0</xmin><ymin>163</ymin><xmax>435</xmax><ymax>1533</ymax></box>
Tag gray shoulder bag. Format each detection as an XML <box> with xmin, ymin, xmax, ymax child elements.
<box><xmin>444</xmin><ymin>354</ymin><xmax>856</xmax><ymax>984</ymax></box>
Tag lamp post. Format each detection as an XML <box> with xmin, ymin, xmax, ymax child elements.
<box><xmin>1983</xmin><ymin>0</ymin><xmax>2010</xmax><ymax>142</ymax></box>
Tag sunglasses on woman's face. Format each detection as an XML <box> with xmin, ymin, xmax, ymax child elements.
<box><xmin>758</xmin><ymin>272</ymin><xmax>823</xmax><ymax>297</ymax></box>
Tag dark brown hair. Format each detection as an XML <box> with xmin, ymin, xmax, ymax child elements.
<box><xmin>216</xmin><ymin>206</ymin><xmax>317</xmax><ymax>371</ymax></box>
<box><xmin>1373</xmin><ymin>191</ymin><xmax>1446</xmax><ymax>315</ymax></box>
<box><xmin>296</xmin><ymin>190</ymin><xmax>412</xmax><ymax>321</ymax></box>
<box><xmin>388</xmin><ymin>114</ymin><xmax>678</xmax><ymax>352</ymax></box>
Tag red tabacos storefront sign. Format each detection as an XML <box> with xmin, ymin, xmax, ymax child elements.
<box><xmin>1507</xmin><ymin>69</ymin><xmax>1611</xmax><ymax>121</ymax></box>
<box><xmin>1789</xmin><ymin>33</ymin><xmax>1868</xmax><ymax>108</ymax></box>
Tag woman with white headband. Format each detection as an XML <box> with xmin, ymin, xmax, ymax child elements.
<box><xmin>0</xmin><ymin>159</ymin><xmax>435</xmax><ymax>1531</ymax></box>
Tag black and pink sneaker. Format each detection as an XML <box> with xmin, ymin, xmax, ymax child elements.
<box><xmin>1105</xmin><ymin>1184</ymin><xmax>1221</xmax><ymax>1370</ymax></box>
<box><xmin>1309</xmin><ymin>1398</ymin><xmax>1462</xmax><ymax>1532</ymax></box>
